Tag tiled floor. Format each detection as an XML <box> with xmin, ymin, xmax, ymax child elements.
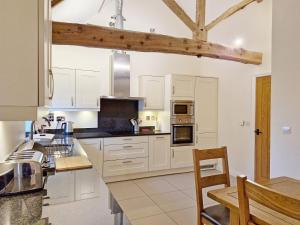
<box><xmin>108</xmin><ymin>170</ymin><xmax>236</xmax><ymax>225</ymax></box>
<box><xmin>43</xmin><ymin>170</ymin><xmax>235</xmax><ymax>225</ymax></box>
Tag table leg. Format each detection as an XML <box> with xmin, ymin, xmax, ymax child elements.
<box><xmin>230</xmin><ymin>210</ymin><xmax>240</xmax><ymax>225</ymax></box>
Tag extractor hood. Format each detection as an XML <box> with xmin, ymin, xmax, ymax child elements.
<box><xmin>100</xmin><ymin>52</ymin><xmax>144</xmax><ymax>101</ymax></box>
<box><xmin>100</xmin><ymin>0</ymin><xmax>144</xmax><ymax>101</ymax></box>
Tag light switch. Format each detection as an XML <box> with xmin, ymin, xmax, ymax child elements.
<box><xmin>282</xmin><ymin>126</ymin><xmax>292</xmax><ymax>135</ymax></box>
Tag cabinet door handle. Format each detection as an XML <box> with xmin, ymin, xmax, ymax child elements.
<box><xmin>49</xmin><ymin>69</ymin><xmax>54</xmax><ymax>100</ymax></box>
<box><xmin>122</xmin><ymin>160</ymin><xmax>133</xmax><ymax>164</ymax></box>
<box><xmin>172</xmin><ymin>86</ymin><xmax>175</xmax><ymax>95</ymax></box>
<box><xmin>123</xmin><ymin>146</ymin><xmax>133</xmax><ymax>149</ymax></box>
<box><xmin>172</xmin><ymin>149</ymin><xmax>175</xmax><ymax>158</ymax></box>
<box><xmin>156</xmin><ymin>136</ymin><xmax>165</xmax><ymax>139</ymax></box>
<box><xmin>123</xmin><ymin>138</ymin><xmax>132</xmax><ymax>141</ymax></box>
<box><xmin>71</xmin><ymin>97</ymin><xmax>74</xmax><ymax>107</ymax></box>
<box><xmin>144</xmin><ymin>100</ymin><xmax>147</xmax><ymax>108</ymax></box>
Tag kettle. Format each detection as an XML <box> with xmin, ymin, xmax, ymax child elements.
<box><xmin>61</xmin><ymin>121</ymin><xmax>74</xmax><ymax>134</ymax></box>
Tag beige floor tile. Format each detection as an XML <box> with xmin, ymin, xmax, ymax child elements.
<box><xmin>149</xmin><ymin>191</ymin><xmax>195</xmax><ymax>212</ymax></box>
<box><xmin>167</xmin><ymin>207</ymin><xmax>197</xmax><ymax>225</ymax></box>
<box><xmin>130</xmin><ymin>214</ymin><xmax>177</xmax><ymax>225</ymax></box>
<box><xmin>134</xmin><ymin>177</ymin><xmax>177</xmax><ymax>195</ymax></box>
<box><xmin>181</xmin><ymin>186</ymin><xmax>221</xmax><ymax>207</ymax></box>
<box><xmin>163</xmin><ymin>172</ymin><xmax>195</xmax><ymax>190</ymax></box>
<box><xmin>118</xmin><ymin>196</ymin><xmax>163</xmax><ymax>220</ymax></box>
<box><xmin>107</xmin><ymin>181</ymin><xmax>146</xmax><ymax>201</ymax></box>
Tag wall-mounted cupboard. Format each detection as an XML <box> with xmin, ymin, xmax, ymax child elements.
<box><xmin>139</xmin><ymin>76</ymin><xmax>165</xmax><ymax>110</ymax></box>
<box><xmin>0</xmin><ymin>0</ymin><xmax>52</xmax><ymax>120</ymax></box>
<box><xmin>51</xmin><ymin>68</ymin><xmax>106</xmax><ymax>110</ymax></box>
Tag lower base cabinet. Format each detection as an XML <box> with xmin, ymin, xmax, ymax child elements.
<box><xmin>171</xmin><ymin>146</ymin><xmax>193</xmax><ymax>169</ymax></box>
<box><xmin>103</xmin><ymin>158</ymin><xmax>148</xmax><ymax>177</ymax></box>
<box><xmin>46</xmin><ymin>169</ymin><xmax>100</xmax><ymax>205</ymax></box>
<box><xmin>75</xmin><ymin>168</ymin><xmax>100</xmax><ymax>200</ymax></box>
<box><xmin>149</xmin><ymin>135</ymin><xmax>171</xmax><ymax>171</ymax></box>
<box><xmin>46</xmin><ymin>171</ymin><xmax>75</xmax><ymax>205</ymax></box>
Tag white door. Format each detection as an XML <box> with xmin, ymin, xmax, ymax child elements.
<box><xmin>45</xmin><ymin>172</ymin><xmax>75</xmax><ymax>205</ymax></box>
<box><xmin>51</xmin><ymin>68</ymin><xmax>75</xmax><ymax>109</ymax></box>
<box><xmin>75</xmin><ymin>168</ymin><xmax>100</xmax><ymax>200</ymax></box>
<box><xmin>172</xmin><ymin>75</ymin><xmax>195</xmax><ymax>99</ymax></box>
<box><xmin>171</xmin><ymin>146</ymin><xmax>193</xmax><ymax>169</ymax></box>
<box><xmin>195</xmin><ymin>77</ymin><xmax>218</xmax><ymax>148</ymax></box>
<box><xmin>79</xmin><ymin>138</ymin><xmax>103</xmax><ymax>176</ymax></box>
<box><xmin>149</xmin><ymin>135</ymin><xmax>171</xmax><ymax>171</ymax></box>
<box><xmin>139</xmin><ymin>76</ymin><xmax>165</xmax><ymax>110</ymax></box>
<box><xmin>76</xmin><ymin>70</ymin><xmax>101</xmax><ymax>109</ymax></box>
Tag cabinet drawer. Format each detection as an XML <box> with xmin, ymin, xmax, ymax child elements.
<box><xmin>104</xmin><ymin>142</ymin><xmax>148</xmax><ymax>161</ymax></box>
<box><xmin>104</xmin><ymin>136</ymin><xmax>148</xmax><ymax>146</ymax></box>
<box><xmin>103</xmin><ymin>158</ymin><xmax>148</xmax><ymax>177</ymax></box>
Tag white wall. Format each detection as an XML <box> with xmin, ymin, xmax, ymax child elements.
<box><xmin>52</xmin><ymin>0</ymin><xmax>272</xmax><ymax>178</ymax></box>
<box><xmin>0</xmin><ymin>121</ymin><xmax>25</xmax><ymax>162</ymax></box>
<box><xmin>271</xmin><ymin>0</ymin><xmax>300</xmax><ymax>179</ymax></box>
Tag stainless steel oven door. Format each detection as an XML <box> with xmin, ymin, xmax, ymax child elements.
<box><xmin>171</xmin><ymin>124</ymin><xmax>194</xmax><ymax>146</ymax></box>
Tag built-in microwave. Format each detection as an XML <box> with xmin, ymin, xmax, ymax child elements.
<box><xmin>171</xmin><ymin>100</ymin><xmax>194</xmax><ymax>116</ymax></box>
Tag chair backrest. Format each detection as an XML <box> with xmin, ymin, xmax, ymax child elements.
<box><xmin>193</xmin><ymin>147</ymin><xmax>231</xmax><ymax>214</ymax></box>
<box><xmin>237</xmin><ymin>175</ymin><xmax>300</xmax><ymax>225</ymax></box>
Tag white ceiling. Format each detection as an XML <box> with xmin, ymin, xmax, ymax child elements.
<box><xmin>52</xmin><ymin>0</ymin><xmax>245</xmax><ymax>25</ymax></box>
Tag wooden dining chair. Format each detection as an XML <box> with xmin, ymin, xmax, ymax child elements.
<box><xmin>193</xmin><ymin>146</ymin><xmax>231</xmax><ymax>225</ymax></box>
<box><xmin>237</xmin><ymin>175</ymin><xmax>300</xmax><ymax>225</ymax></box>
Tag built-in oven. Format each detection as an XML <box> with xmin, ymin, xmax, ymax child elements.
<box><xmin>171</xmin><ymin>116</ymin><xmax>195</xmax><ymax>147</ymax></box>
<box><xmin>171</xmin><ymin>100</ymin><xmax>194</xmax><ymax>117</ymax></box>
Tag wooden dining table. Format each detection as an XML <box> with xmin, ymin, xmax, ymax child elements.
<box><xmin>207</xmin><ymin>176</ymin><xmax>300</xmax><ymax>225</ymax></box>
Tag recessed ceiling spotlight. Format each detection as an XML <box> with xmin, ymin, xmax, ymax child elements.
<box><xmin>233</xmin><ymin>38</ymin><xmax>244</xmax><ymax>47</ymax></box>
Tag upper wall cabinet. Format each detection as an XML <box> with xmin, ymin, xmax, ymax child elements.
<box><xmin>139</xmin><ymin>76</ymin><xmax>165</xmax><ymax>110</ymax></box>
<box><xmin>76</xmin><ymin>70</ymin><xmax>101</xmax><ymax>109</ymax></box>
<box><xmin>51</xmin><ymin>68</ymin><xmax>102</xmax><ymax>110</ymax></box>
<box><xmin>171</xmin><ymin>75</ymin><xmax>195</xmax><ymax>99</ymax></box>
<box><xmin>0</xmin><ymin>0</ymin><xmax>51</xmax><ymax>120</ymax></box>
<box><xmin>51</xmin><ymin>68</ymin><xmax>76</xmax><ymax>109</ymax></box>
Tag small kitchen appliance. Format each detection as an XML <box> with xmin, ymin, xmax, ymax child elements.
<box><xmin>61</xmin><ymin>121</ymin><xmax>74</xmax><ymax>134</ymax></box>
<box><xmin>0</xmin><ymin>150</ymin><xmax>44</xmax><ymax>196</ymax></box>
<box><xmin>171</xmin><ymin>100</ymin><xmax>194</xmax><ymax>117</ymax></box>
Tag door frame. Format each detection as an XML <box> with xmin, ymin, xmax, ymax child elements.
<box><xmin>251</xmin><ymin>74</ymin><xmax>271</xmax><ymax>181</ymax></box>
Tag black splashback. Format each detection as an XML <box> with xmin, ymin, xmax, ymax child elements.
<box><xmin>98</xmin><ymin>99</ymin><xmax>138</xmax><ymax>133</ymax></box>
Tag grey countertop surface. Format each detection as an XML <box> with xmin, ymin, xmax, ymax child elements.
<box><xmin>0</xmin><ymin>190</ymin><xmax>48</xmax><ymax>225</ymax></box>
<box><xmin>0</xmin><ymin>137</ymin><xmax>88</xmax><ymax>225</ymax></box>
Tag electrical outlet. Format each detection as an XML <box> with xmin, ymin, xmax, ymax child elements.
<box><xmin>48</xmin><ymin>113</ymin><xmax>54</xmax><ymax>122</ymax></box>
<box><xmin>56</xmin><ymin>116</ymin><xmax>65</xmax><ymax>122</ymax></box>
<box><xmin>146</xmin><ymin>116</ymin><xmax>151</xmax><ymax>121</ymax></box>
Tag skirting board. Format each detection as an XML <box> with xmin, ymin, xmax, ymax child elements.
<box><xmin>103</xmin><ymin>167</ymin><xmax>195</xmax><ymax>183</ymax></box>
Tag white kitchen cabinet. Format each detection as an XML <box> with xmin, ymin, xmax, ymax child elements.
<box><xmin>103</xmin><ymin>158</ymin><xmax>149</xmax><ymax>177</ymax></box>
<box><xmin>79</xmin><ymin>138</ymin><xmax>103</xmax><ymax>176</ymax></box>
<box><xmin>171</xmin><ymin>146</ymin><xmax>193</xmax><ymax>169</ymax></box>
<box><xmin>139</xmin><ymin>76</ymin><xmax>165</xmax><ymax>110</ymax></box>
<box><xmin>51</xmin><ymin>68</ymin><xmax>76</xmax><ymax>109</ymax></box>
<box><xmin>0</xmin><ymin>0</ymin><xmax>51</xmax><ymax>120</ymax></box>
<box><xmin>149</xmin><ymin>135</ymin><xmax>171</xmax><ymax>171</ymax></box>
<box><xmin>75</xmin><ymin>168</ymin><xmax>100</xmax><ymax>200</ymax></box>
<box><xmin>46</xmin><ymin>171</ymin><xmax>75</xmax><ymax>205</ymax></box>
<box><xmin>50</xmin><ymin>68</ymin><xmax>103</xmax><ymax>110</ymax></box>
<box><xmin>194</xmin><ymin>77</ymin><xmax>218</xmax><ymax>148</ymax></box>
<box><xmin>171</xmin><ymin>75</ymin><xmax>195</xmax><ymax>99</ymax></box>
<box><xmin>104</xmin><ymin>142</ymin><xmax>148</xmax><ymax>161</ymax></box>
<box><xmin>76</xmin><ymin>70</ymin><xmax>101</xmax><ymax>109</ymax></box>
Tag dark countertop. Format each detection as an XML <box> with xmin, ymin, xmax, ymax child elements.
<box><xmin>73</xmin><ymin>130</ymin><xmax>171</xmax><ymax>139</ymax></box>
<box><xmin>0</xmin><ymin>190</ymin><xmax>49</xmax><ymax>225</ymax></box>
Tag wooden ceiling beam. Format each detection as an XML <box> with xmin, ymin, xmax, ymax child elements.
<box><xmin>206</xmin><ymin>0</ymin><xmax>263</xmax><ymax>31</ymax></box>
<box><xmin>51</xmin><ymin>0</ymin><xmax>63</xmax><ymax>7</ymax></box>
<box><xmin>194</xmin><ymin>0</ymin><xmax>207</xmax><ymax>41</ymax></box>
<box><xmin>52</xmin><ymin>21</ymin><xmax>262</xmax><ymax>65</ymax></box>
<box><xmin>162</xmin><ymin>0</ymin><xmax>196</xmax><ymax>31</ymax></box>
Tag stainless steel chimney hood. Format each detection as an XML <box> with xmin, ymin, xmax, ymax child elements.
<box><xmin>100</xmin><ymin>52</ymin><xmax>144</xmax><ymax>101</ymax></box>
